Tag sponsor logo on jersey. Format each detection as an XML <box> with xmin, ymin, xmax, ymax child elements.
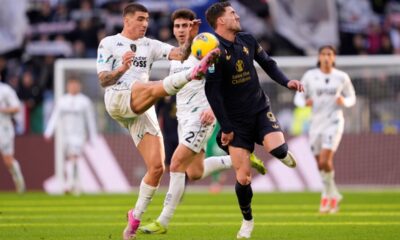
<box><xmin>117</xmin><ymin>42</ymin><xmax>124</xmax><ymax>46</ymax></box>
<box><xmin>132</xmin><ymin>56</ymin><xmax>147</xmax><ymax>68</ymax></box>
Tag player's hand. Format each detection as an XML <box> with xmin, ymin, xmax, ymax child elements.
<box><xmin>120</xmin><ymin>51</ymin><xmax>135</xmax><ymax>71</ymax></box>
<box><xmin>221</xmin><ymin>132</ymin><xmax>234</xmax><ymax>146</ymax></box>
<box><xmin>44</xmin><ymin>135</ymin><xmax>52</xmax><ymax>142</ymax></box>
<box><xmin>305</xmin><ymin>98</ymin><xmax>313</xmax><ymax>107</ymax></box>
<box><xmin>189</xmin><ymin>19</ymin><xmax>201</xmax><ymax>40</ymax></box>
<box><xmin>200</xmin><ymin>108</ymin><xmax>215</xmax><ymax>125</ymax></box>
<box><xmin>336</xmin><ymin>96</ymin><xmax>345</xmax><ymax>106</ymax></box>
<box><xmin>287</xmin><ymin>80</ymin><xmax>304</xmax><ymax>92</ymax></box>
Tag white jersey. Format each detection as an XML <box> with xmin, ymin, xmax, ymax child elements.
<box><xmin>294</xmin><ymin>68</ymin><xmax>356</xmax><ymax>134</ymax></box>
<box><xmin>96</xmin><ymin>33</ymin><xmax>173</xmax><ymax>87</ymax></box>
<box><xmin>44</xmin><ymin>93</ymin><xmax>97</xmax><ymax>144</ymax></box>
<box><xmin>170</xmin><ymin>55</ymin><xmax>210</xmax><ymax>121</ymax></box>
<box><xmin>0</xmin><ymin>82</ymin><xmax>20</xmax><ymax>131</ymax></box>
<box><xmin>0</xmin><ymin>82</ymin><xmax>20</xmax><ymax>155</ymax></box>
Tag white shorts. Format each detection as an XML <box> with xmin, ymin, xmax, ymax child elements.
<box><xmin>64</xmin><ymin>136</ymin><xmax>85</xmax><ymax>156</ymax></box>
<box><xmin>0</xmin><ymin>125</ymin><xmax>15</xmax><ymax>156</ymax></box>
<box><xmin>105</xmin><ymin>82</ymin><xmax>162</xmax><ymax>146</ymax></box>
<box><xmin>178</xmin><ymin>116</ymin><xmax>215</xmax><ymax>153</ymax></box>
<box><xmin>309</xmin><ymin>122</ymin><xmax>344</xmax><ymax>155</ymax></box>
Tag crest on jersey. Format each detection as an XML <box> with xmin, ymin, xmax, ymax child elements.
<box><xmin>208</xmin><ymin>64</ymin><xmax>215</xmax><ymax>73</ymax></box>
<box><xmin>235</xmin><ymin>60</ymin><xmax>244</xmax><ymax>72</ymax></box>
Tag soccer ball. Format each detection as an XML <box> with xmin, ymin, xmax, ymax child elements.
<box><xmin>191</xmin><ymin>32</ymin><xmax>219</xmax><ymax>60</ymax></box>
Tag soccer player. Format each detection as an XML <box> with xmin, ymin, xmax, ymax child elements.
<box><xmin>0</xmin><ymin>80</ymin><xmax>26</xmax><ymax>193</ymax></box>
<box><xmin>294</xmin><ymin>45</ymin><xmax>356</xmax><ymax>214</ymax></box>
<box><xmin>44</xmin><ymin>77</ymin><xmax>97</xmax><ymax>195</ymax></box>
<box><xmin>204</xmin><ymin>2</ymin><xmax>304</xmax><ymax>239</ymax></box>
<box><xmin>96</xmin><ymin>3</ymin><xmax>219</xmax><ymax>240</ymax></box>
<box><xmin>138</xmin><ymin>9</ymin><xmax>266</xmax><ymax>235</ymax></box>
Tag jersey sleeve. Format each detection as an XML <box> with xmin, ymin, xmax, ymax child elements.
<box><xmin>84</xmin><ymin>97</ymin><xmax>97</xmax><ymax>142</ymax></box>
<box><xmin>96</xmin><ymin>38</ymin><xmax>114</xmax><ymax>74</ymax></box>
<box><xmin>44</xmin><ymin>100</ymin><xmax>61</xmax><ymax>138</ymax></box>
<box><xmin>205</xmin><ymin>57</ymin><xmax>234</xmax><ymax>133</ymax></box>
<box><xmin>341</xmin><ymin>73</ymin><xmax>356</xmax><ymax>107</ymax></box>
<box><xmin>6</xmin><ymin>86</ymin><xmax>20</xmax><ymax>109</ymax></box>
<box><xmin>294</xmin><ymin>71</ymin><xmax>310</xmax><ymax>107</ymax></box>
<box><xmin>149</xmin><ymin>39</ymin><xmax>174</xmax><ymax>62</ymax></box>
<box><xmin>251</xmin><ymin>35</ymin><xmax>290</xmax><ymax>88</ymax></box>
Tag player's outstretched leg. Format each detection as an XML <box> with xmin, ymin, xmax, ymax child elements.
<box><xmin>123</xmin><ymin>209</ymin><xmax>141</xmax><ymax>240</ymax></box>
<box><xmin>190</xmin><ymin>48</ymin><xmax>221</xmax><ymax>80</ymax></box>
<box><xmin>250</xmin><ymin>153</ymin><xmax>267</xmax><ymax>175</ymax></box>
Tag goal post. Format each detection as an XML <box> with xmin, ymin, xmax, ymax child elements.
<box><xmin>49</xmin><ymin>55</ymin><xmax>400</xmax><ymax>193</ymax></box>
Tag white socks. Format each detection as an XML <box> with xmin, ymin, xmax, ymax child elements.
<box><xmin>320</xmin><ymin>170</ymin><xmax>340</xmax><ymax>198</ymax></box>
<box><xmin>162</xmin><ymin>69</ymin><xmax>192</xmax><ymax>95</ymax></box>
<box><xmin>201</xmin><ymin>155</ymin><xmax>232</xmax><ymax>179</ymax></box>
<box><xmin>157</xmin><ymin>172</ymin><xmax>186</xmax><ymax>227</ymax></box>
<box><xmin>9</xmin><ymin>160</ymin><xmax>25</xmax><ymax>193</ymax></box>
<box><xmin>134</xmin><ymin>180</ymin><xmax>159</xmax><ymax>220</ymax></box>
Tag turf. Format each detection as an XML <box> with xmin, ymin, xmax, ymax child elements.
<box><xmin>1</xmin><ymin>191</ymin><xmax>399</xmax><ymax>240</ymax></box>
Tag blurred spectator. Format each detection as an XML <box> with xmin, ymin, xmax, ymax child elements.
<box><xmin>337</xmin><ymin>0</ymin><xmax>376</xmax><ymax>54</ymax></box>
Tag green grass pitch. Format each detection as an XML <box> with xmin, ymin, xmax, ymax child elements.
<box><xmin>1</xmin><ymin>191</ymin><xmax>399</xmax><ymax>240</ymax></box>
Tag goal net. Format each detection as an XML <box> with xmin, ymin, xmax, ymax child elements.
<box><xmin>48</xmin><ymin>55</ymin><xmax>400</xmax><ymax>193</ymax></box>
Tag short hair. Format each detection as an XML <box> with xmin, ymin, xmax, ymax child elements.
<box><xmin>171</xmin><ymin>8</ymin><xmax>196</xmax><ymax>22</ymax></box>
<box><xmin>205</xmin><ymin>1</ymin><xmax>231</xmax><ymax>29</ymax></box>
<box><xmin>123</xmin><ymin>3</ymin><xmax>148</xmax><ymax>17</ymax></box>
<box><xmin>317</xmin><ymin>45</ymin><xmax>336</xmax><ymax>67</ymax></box>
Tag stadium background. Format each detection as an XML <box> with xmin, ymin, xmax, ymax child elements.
<box><xmin>0</xmin><ymin>0</ymin><xmax>399</xmax><ymax>192</ymax></box>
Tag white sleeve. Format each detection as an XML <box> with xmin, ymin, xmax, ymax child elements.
<box><xmin>44</xmin><ymin>101</ymin><xmax>60</xmax><ymax>138</ymax></box>
<box><xmin>84</xmin><ymin>98</ymin><xmax>97</xmax><ymax>142</ymax></box>
<box><xmin>150</xmin><ymin>39</ymin><xmax>174</xmax><ymax>62</ymax></box>
<box><xmin>96</xmin><ymin>38</ymin><xmax>114</xmax><ymax>74</ymax></box>
<box><xmin>6</xmin><ymin>87</ymin><xmax>20</xmax><ymax>109</ymax></box>
<box><xmin>294</xmin><ymin>72</ymin><xmax>309</xmax><ymax>107</ymax></box>
<box><xmin>341</xmin><ymin>73</ymin><xmax>356</xmax><ymax>107</ymax></box>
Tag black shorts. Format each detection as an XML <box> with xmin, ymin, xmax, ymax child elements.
<box><xmin>217</xmin><ymin>107</ymin><xmax>282</xmax><ymax>153</ymax></box>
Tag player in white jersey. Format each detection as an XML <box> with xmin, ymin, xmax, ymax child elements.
<box><xmin>139</xmin><ymin>9</ymin><xmax>266</xmax><ymax>235</ymax></box>
<box><xmin>96</xmin><ymin>4</ymin><xmax>220</xmax><ymax>240</ymax></box>
<box><xmin>0</xmin><ymin>80</ymin><xmax>25</xmax><ymax>193</ymax></box>
<box><xmin>294</xmin><ymin>45</ymin><xmax>356</xmax><ymax>213</ymax></box>
<box><xmin>44</xmin><ymin>77</ymin><xmax>96</xmax><ymax>195</ymax></box>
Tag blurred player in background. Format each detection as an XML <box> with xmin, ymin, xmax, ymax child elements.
<box><xmin>44</xmin><ymin>77</ymin><xmax>96</xmax><ymax>195</ymax></box>
<box><xmin>0</xmin><ymin>80</ymin><xmax>26</xmax><ymax>193</ymax></box>
<box><xmin>96</xmin><ymin>3</ymin><xmax>219</xmax><ymax>240</ymax></box>
<box><xmin>294</xmin><ymin>45</ymin><xmax>356</xmax><ymax>214</ymax></box>
<box><xmin>139</xmin><ymin>8</ymin><xmax>266</xmax><ymax>235</ymax></box>
<box><xmin>204</xmin><ymin>2</ymin><xmax>304</xmax><ymax>239</ymax></box>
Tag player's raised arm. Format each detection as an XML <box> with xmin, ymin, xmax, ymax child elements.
<box><xmin>97</xmin><ymin>39</ymin><xmax>134</xmax><ymax>88</ymax></box>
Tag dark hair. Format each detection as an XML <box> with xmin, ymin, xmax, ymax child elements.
<box><xmin>205</xmin><ymin>1</ymin><xmax>231</xmax><ymax>29</ymax></box>
<box><xmin>317</xmin><ymin>45</ymin><xmax>336</xmax><ymax>67</ymax></box>
<box><xmin>318</xmin><ymin>45</ymin><xmax>337</xmax><ymax>54</ymax></box>
<box><xmin>171</xmin><ymin>9</ymin><xmax>196</xmax><ymax>22</ymax></box>
<box><xmin>123</xmin><ymin>3</ymin><xmax>148</xmax><ymax>17</ymax></box>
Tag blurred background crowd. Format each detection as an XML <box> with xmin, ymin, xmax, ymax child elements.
<box><xmin>1</xmin><ymin>0</ymin><xmax>400</xmax><ymax>135</ymax></box>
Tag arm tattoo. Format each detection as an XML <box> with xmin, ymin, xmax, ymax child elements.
<box><xmin>179</xmin><ymin>40</ymin><xmax>192</xmax><ymax>61</ymax></box>
<box><xmin>98</xmin><ymin>69</ymin><xmax>124</xmax><ymax>88</ymax></box>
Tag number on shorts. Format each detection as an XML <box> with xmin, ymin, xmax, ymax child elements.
<box><xmin>185</xmin><ymin>131</ymin><xmax>195</xmax><ymax>143</ymax></box>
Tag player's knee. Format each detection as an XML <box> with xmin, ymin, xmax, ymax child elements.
<box><xmin>148</xmin><ymin>164</ymin><xmax>164</xmax><ymax>179</ymax></box>
<box><xmin>187</xmin><ymin>171</ymin><xmax>202</xmax><ymax>181</ymax></box>
<box><xmin>269</xmin><ymin>143</ymin><xmax>288</xmax><ymax>159</ymax></box>
<box><xmin>236</xmin><ymin>174</ymin><xmax>251</xmax><ymax>186</ymax></box>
